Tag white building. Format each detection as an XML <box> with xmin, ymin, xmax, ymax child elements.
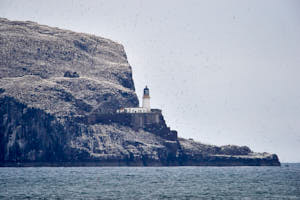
<box><xmin>142</xmin><ymin>86</ymin><xmax>150</xmax><ymax>111</ymax></box>
<box><xmin>117</xmin><ymin>86</ymin><xmax>151</xmax><ymax>113</ymax></box>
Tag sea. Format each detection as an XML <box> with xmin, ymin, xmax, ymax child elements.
<box><xmin>1</xmin><ymin>164</ymin><xmax>300</xmax><ymax>199</ymax></box>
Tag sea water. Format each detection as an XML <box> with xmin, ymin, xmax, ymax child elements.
<box><xmin>1</xmin><ymin>164</ymin><xmax>300</xmax><ymax>199</ymax></box>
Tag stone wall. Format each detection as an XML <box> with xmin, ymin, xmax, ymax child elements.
<box><xmin>84</xmin><ymin>110</ymin><xmax>178</xmax><ymax>141</ymax></box>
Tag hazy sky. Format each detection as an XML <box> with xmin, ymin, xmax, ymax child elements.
<box><xmin>1</xmin><ymin>0</ymin><xmax>300</xmax><ymax>162</ymax></box>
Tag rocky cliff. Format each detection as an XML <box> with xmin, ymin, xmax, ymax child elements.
<box><xmin>0</xmin><ymin>18</ymin><xmax>280</xmax><ymax>166</ymax></box>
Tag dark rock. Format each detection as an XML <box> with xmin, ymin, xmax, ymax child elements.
<box><xmin>64</xmin><ymin>71</ymin><xmax>79</xmax><ymax>78</ymax></box>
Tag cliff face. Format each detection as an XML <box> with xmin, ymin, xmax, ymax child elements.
<box><xmin>0</xmin><ymin>18</ymin><xmax>280</xmax><ymax>166</ymax></box>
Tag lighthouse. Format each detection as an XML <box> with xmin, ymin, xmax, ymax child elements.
<box><xmin>116</xmin><ymin>86</ymin><xmax>152</xmax><ymax>113</ymax></box>
<box><xmin>142</xmin><ymin>86</ymin><xmax>150</xmax><ymax>111</ymax></box>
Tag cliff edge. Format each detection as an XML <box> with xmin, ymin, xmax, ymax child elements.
<box><xmin>0</xmin><ymin>18</ymin><xmax>280</xmax><ymax>166</ymax></box>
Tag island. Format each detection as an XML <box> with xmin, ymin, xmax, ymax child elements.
<box><xmin>0</xmin><ymin>18</ymin><xmax>280</xmax><ymax>166</ymax></box>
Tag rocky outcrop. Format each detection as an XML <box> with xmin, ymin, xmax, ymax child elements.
<box><xmin>0</xmin><ymin>18</ymin><xmax>280</xmax><ymax>166</ymax></box>
<box><xmin>177</xmin><ymin>138</ymin><xmax>280</xmax><ymax>166</ymax></box>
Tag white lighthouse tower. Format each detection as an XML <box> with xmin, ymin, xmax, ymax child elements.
<box><xmin>142</xmin><ymin>86</ymin><xmax>151</xmax><ymax>112</ymax></box>
<box><xmin>116</xmin><ymin>86</ymin><xmax>152</xmax><ymax>113</ymax></box>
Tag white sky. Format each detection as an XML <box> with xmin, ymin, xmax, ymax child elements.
<box><xmin>1</xmin><ymin>0</ymin><xmax>300</xmax><ymax>162</ymax></box>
